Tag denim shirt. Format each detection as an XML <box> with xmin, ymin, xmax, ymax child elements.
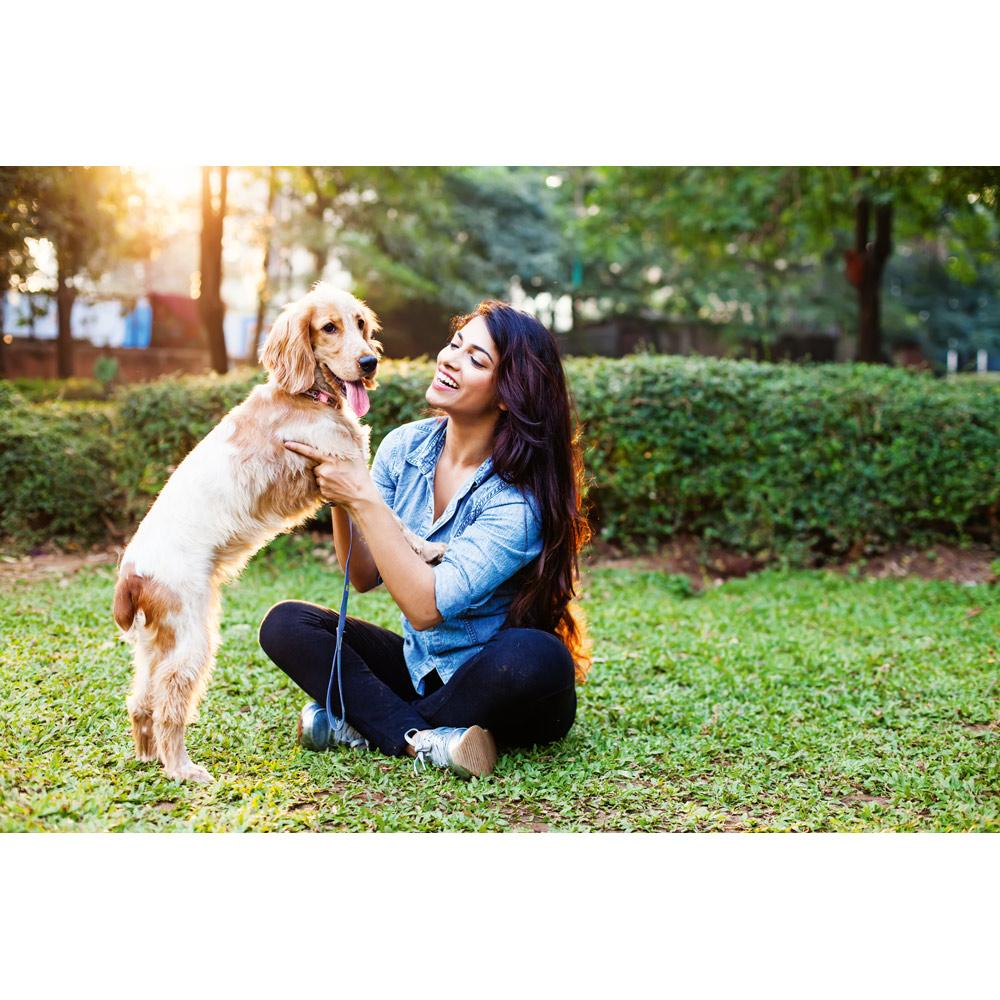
<box><xmin>370</xmin><ymin>417</ymin><xmax>543</xmax><ymax>694</ymax></box>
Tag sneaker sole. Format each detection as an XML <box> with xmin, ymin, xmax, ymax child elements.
<box><xmin>451</xmin><ymin>725</ymin><xmax>497</xmax><ymax>779</ymax></box>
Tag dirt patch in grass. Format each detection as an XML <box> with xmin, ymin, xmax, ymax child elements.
<box><xmin>0</xmin><ymin>546</ymin><xmax>120</xmax><ymax>585</ymax></box>
<box><xmin>3</xmin><ymin>534</ymin><xmax>996</xmax><ymax>589</ymax></box>
<box><xmin>833</xmin><ymin>545</ymin><xmax>999</xmax><ymax>585</ymax></box>
<box><xmin>586</xmin><ymin>536</ymin><xmax>998</xmax><ymax>587</ymax></box>
<box><xmin>586</xmin><ymin>536</ymin><xmax>764</xmax><ymax>587</ymax></box>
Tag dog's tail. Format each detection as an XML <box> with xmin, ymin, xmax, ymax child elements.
<box><xmin>113</xmin><ymin>572</ymin><xmax>145</xmax><ymax>633</ymax></box>
<box><xmin>113</xmin><ymin>569</ymin><xmax>178</xmax><ymax>648</ymax></box>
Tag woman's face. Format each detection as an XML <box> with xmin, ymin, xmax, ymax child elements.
<box><xmin>426</xmin><ymin>316</ymin><xmax>504</xmax><ymax>418</ymax></box>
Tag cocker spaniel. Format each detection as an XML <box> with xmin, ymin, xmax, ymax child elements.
<box><xmin>113</xmin><ymin>283</ymin><xmax>441</xmax><ymax>782</ymax></box>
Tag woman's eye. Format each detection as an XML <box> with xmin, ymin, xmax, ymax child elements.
<box><xmin>445</xmin><ymin>340</ymin><xmax>484</xmax><ymax>368</ymax></box>
<box><xmin>322</xmin><ymin>322</ymin><xmax>336</xmax><ymax>333</ymax></box>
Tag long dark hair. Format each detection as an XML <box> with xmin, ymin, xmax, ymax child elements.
<box><xmin>451</xmin><ymin>301</ymin><xmax>592</xmax><ymax>681</ymax></box>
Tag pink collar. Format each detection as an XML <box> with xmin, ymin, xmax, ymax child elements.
<box><xmin>302</xmin><ymin>387</ymin><xmax>339</xmax><ymax>407</ymax></box>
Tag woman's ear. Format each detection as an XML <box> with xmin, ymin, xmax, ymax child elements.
<box><xmin>260</xmin><ymin>303</ymin><xmax>315</xmax><ymax>394</ymax></box>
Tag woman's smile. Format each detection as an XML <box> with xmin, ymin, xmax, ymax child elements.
<box><xmin>432</xmin><ymin>368</ymin><xmax>461</xmax><ymax>391</ymax></box>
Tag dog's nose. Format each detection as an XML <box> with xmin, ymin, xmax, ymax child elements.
<box><xmin>358</xmin><ymin>355</ymin><xmax>378</xmax><ymax>375</ymax></box>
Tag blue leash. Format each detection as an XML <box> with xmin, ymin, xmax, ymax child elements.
<box><xmin>325</xmin><ymin>517</ymin><xmax>353</xmax><ymax>733</ymax></box>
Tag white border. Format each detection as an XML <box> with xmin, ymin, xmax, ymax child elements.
<box><xmin>8</xmin><ymin>1</ymin><xmax>999</xmax><ymax>164</ymax></box>
<box><xmin>2</xmin><ymin>834</ymin><xmax>997</xmax><ymax>996</ymax></box>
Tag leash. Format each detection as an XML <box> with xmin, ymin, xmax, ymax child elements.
<box><xmin>325</xmin><ymin>515</ymin><xmax>353</xmax><ymax>733</ymax></box>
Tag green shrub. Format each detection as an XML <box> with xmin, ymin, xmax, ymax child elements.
<box><xmin>6</xmin><ymin>377</ymin><xmax>108</xmax><ymax>403</ymax></box>
<box><xmin>0</xmin><ymin>401</ymin><xmax>120</xmax><ymax>550</ymax></box>
<box><xmin>115</xmin><ymin>368</ymin><xmax>267</xmax><ymax>518</ymax></box>
<box><xmin>3</xmin><ymin>358</ymin><xmax>999</xmax><ymax>560</ymax></box>
<box><xmin>113</xmin><ymin>362</ymin><xmax>436</xmax><ymax>522</ymax></box>
<box><xmin>0</xmin><ymin>381</ymin><xmax>25</xmax><ymax>409</ymax></box>
<box><xmin>566</xmin><ymin>356</ymin><xmax>1000</xmax><ymax>559</ymax></box>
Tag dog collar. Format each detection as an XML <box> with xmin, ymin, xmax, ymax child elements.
<box><xmin>302</xmin><ymin>387</ymin><xmax>340</xmax><ymax>407</ymax></box>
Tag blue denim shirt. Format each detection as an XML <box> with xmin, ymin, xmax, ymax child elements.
<box><xmin>370</xmin><ymin>417</ymin><xmax>543</xmax><ymax>694</ymax></box>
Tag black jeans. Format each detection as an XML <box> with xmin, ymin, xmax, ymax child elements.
<box><xmin>258</xmin><ymin>600</ymin><xmax>577</xmax><ymax>756</ymax></box>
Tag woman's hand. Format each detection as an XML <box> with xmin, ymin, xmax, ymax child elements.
<box><xmin>283</xmin><ymin>441</ymin><xmax>377</xmax><ymax>511</ymax></box>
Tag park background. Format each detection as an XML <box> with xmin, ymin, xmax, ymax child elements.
<box><xmin>1</xmin><ymin>165</ymin><xmax>998</xmax><ymax>833</ymax></box>
<box><xmin>3</xmin><ymin>166</ymin><xmax>1000</xmax><ymax>378</ymax></box>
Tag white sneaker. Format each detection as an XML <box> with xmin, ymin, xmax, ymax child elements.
<box><xmin>298</xmin><ymin>701</ymin><xmax>369</xmax><ymax>751</ymax></box>
<box><xmin>404</xmin><ymin>725</ymin><xmax>497</xmax><ymax>779</ymax></box>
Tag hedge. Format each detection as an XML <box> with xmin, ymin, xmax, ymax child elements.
<box><xmin>0</xmin><ymin>401</ymin><xmax>120</xmax><ymax>549</ymax></box>
<box><xmin>2</xmin><ymin>358</ymin><xmax>999</xmax><ymax>559</ymax></box>
<box><xmin>566</xmin><ymin>356</ymin><xmax>1000</xmax><ymax>560</ymax></box>
<box><xmin>5</xmin><ymin>377</ymin><xmax>110</xmax><ymax>403</ymax></box>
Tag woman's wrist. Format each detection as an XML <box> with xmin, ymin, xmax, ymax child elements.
<box><xmin>343</xmin><ymin>480</ymin><xmax>383</xmax><ymax>518</ymax></box>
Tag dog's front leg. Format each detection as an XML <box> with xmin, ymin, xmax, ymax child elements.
<box><xmin>394</xmin><ymin>514</ymin><xmax>447</xmax><ymax>564</ymax></box>
<box><xmin>151</xmin><ymin>641</ymin><xmax>214</xmax><ymax>784</ymax></box>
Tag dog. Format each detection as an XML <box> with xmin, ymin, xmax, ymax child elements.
<box><xmin>113</xmin><ymin>283</ymin><xmax>443</xmax><ymax>782</ymax></box>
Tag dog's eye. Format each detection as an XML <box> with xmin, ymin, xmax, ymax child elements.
<box><xmin>358</xmin><ymin>317</ymin><xmax>365</xmax><ymax>331</ymax></box>
<box><xmin>322</xmin><ymin>323</ymin><xmax>336</xmax><ymax>333</ymax></box>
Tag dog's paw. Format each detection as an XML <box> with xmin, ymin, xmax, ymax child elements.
<box><xmin>167</xmin><ymin>761</ymin><xmax>214</xmax><ymax>784</ymax></box>
<box><xmin>421</xmin><ymin>541</ymin><xmax>448</xmax><ymax>565</ymax></box>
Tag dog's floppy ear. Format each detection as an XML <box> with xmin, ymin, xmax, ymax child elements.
<box><xmin>261</xmin><ymin>302</ymin><xmax>315</xmax><ymax>394</ymax></box>
<box><xmin>362</xmin><ymin>303</ymin><xmax>384</xmax><ymax>356</ymax></box>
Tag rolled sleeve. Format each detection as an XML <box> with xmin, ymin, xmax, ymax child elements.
<box><xmin>368</xmin><ymin>429</ymin><xmax>406</xmax><ymax>589</ymax></box>
<box><xmin>433</xmin><ymin>491</ymin><xmax>543</xmax><ymax>620</ymax></box>
<box><xmin>369</xmin><ymin>429</ymin><xmax>402</xmax><ymax>508</ymax></box>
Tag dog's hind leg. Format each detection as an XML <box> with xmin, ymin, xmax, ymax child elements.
<box><xmin>126</xmin><ymin>638</ymin><xmax>158</xmax><ymax>762</ymax></box>
<box><xmin>151</xmin><ymin>612</ymin><xmax>215</xmax><ymax>784</ymax></box>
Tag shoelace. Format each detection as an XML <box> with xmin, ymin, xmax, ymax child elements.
<box><xmin>339</xmin><ymin>723</ymin><xmax>368</xmax><ymax>749</ymax></box>
<box><xmin>405</xmin><ymin>728</ymin><xmax>445</xmax><ymax>775</ymax></box>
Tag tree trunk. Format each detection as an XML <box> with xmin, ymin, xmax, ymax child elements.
<box><xmin>252</xmin><ymin>166</ymin><xmax>278</xmax><ymax>363</ymax></box>
<box><xmin>0</xmin><ymin>286</ymin><xmax>6</xmax><ymax>377</ymax></box>
<box><xmin>846</xmin><ymin>172</ymin><xmax>892</xmax><ymax>364</ymax></box>
<box><xmin>200</xmin><ymin>165</ymin><xmax>229</xmax><ymax>374</ymax></box>
<box><xmin>302</xmin><ymin>166</ymin><xmax>333</xmax><ymax>286</ymax></box>
<box><xmin>55</xmin><ymin>261</ymin><xmax>77</xmax><ymax>378</ymax></box>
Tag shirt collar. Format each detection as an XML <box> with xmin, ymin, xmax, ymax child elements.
<box><xmin>406</xmin><ymin>418</ymin><xmax>495</xmax><ymax>487</ymax></box>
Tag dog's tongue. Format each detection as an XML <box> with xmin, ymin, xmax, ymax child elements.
<box><xmin>347</xmin><ymin>380</ymin><xmax>370</xmax><ymax>418</ymax></box>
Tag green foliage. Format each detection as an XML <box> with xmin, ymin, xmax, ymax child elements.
<box><xmin>30</xmin><ymin>166</ymin><xmax>147</xmax><ymax>282</ymax></box>
<box><xmin>5</xmin><ymin>377</ymin><xmax>108</xmax><ymax>403</ymax></box>
<box><xmin>0</xmin><ymin>380</ymin><xmax>24</xmax><ymax>408</ymax></box>
<box><xmin>885</xmin><ymin>247</ymin><xmax>1000</xmax><ymax>358</ymax></box>
<box><xmin>277</xmin><ymin>167</ymin><xmax>564</xmax><ymax>317</ymax></box>
<box><xmin>1</xmin><ymin>553</ymin><xmax>996</xmax><ymax>831</ymax></box>
<box><xmin>93</xmin><ymin>356</ymin><xmax>119</xmax><ymax>392</ymax></box>
<box><xmin>568</xmin><ymin>355</ymin><xmax>1000</xmax><ymax>558</ymax></box>
<box><xmin>3</xmin><ymin>359</ymin><xmax>1000</xmax><ymax>559</ymax></box>
<box><xmin>563</xmin><ymin>166</ymin><xmax>1000</xmax><ymax>353</ymax></box>
<box><xmin>0</xmin><ymin>402</ymin><xmax>119</xmax><ymax>549</ymax></box>
<box><xmin>114</xmin><ymin>368</ymin><xmax>267</xmax><ymax>519</ymax></box>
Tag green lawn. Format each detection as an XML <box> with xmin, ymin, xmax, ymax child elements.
<box><xmin>1</xmin><ymin>537</ymin><xmax>997</xmax><ymax>832</ymax></box>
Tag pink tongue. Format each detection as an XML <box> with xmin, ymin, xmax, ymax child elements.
<box><xmin>346</xmin><ymin>380</ymin><xmax>370</xmax><ymax>418</ymax></box>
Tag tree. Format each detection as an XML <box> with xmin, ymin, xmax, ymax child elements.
<box><xmin>251</xmin><ymin>166</ymin><xmax>279</xmax><ymax>364</ymax></box>
<box><xmin>0</xmin><ymin>167</ymin><xmax>44</xmax><ymax>376</ymax></box>
<box><xmin>199</xmin><ymin>166</ymin><xmax>229</xmax><ymax>374</ymax></box>
<box><xmin>29</xmin><ymin>167</ymin><xmax>138</xmax><ymax>377</ymax></box>
<box><xmin>568</xmin><ymin>166</ymin><xmax>1000</xmax><ymax>363</ymax></box>
<box><xmin>273</xmin><ymin>166</ymin><xmax>566</xmax><ymax>355</ymax></box>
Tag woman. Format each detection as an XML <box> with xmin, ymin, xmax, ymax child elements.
<box><xmin>258</xmin><ymin>301</ymin><xmax>591</xmax><ymax>779</ymax></box>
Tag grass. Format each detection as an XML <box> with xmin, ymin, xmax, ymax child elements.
<box><xmin>1</xmin><ymin>536</ymin><xmax>997</xmax><ymax>832</ymax></box>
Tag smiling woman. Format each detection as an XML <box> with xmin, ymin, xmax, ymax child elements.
<box><xmin>259</xmin><ymin>300</ymin><xmax>591</xmax><ymax>780</ymax></box>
